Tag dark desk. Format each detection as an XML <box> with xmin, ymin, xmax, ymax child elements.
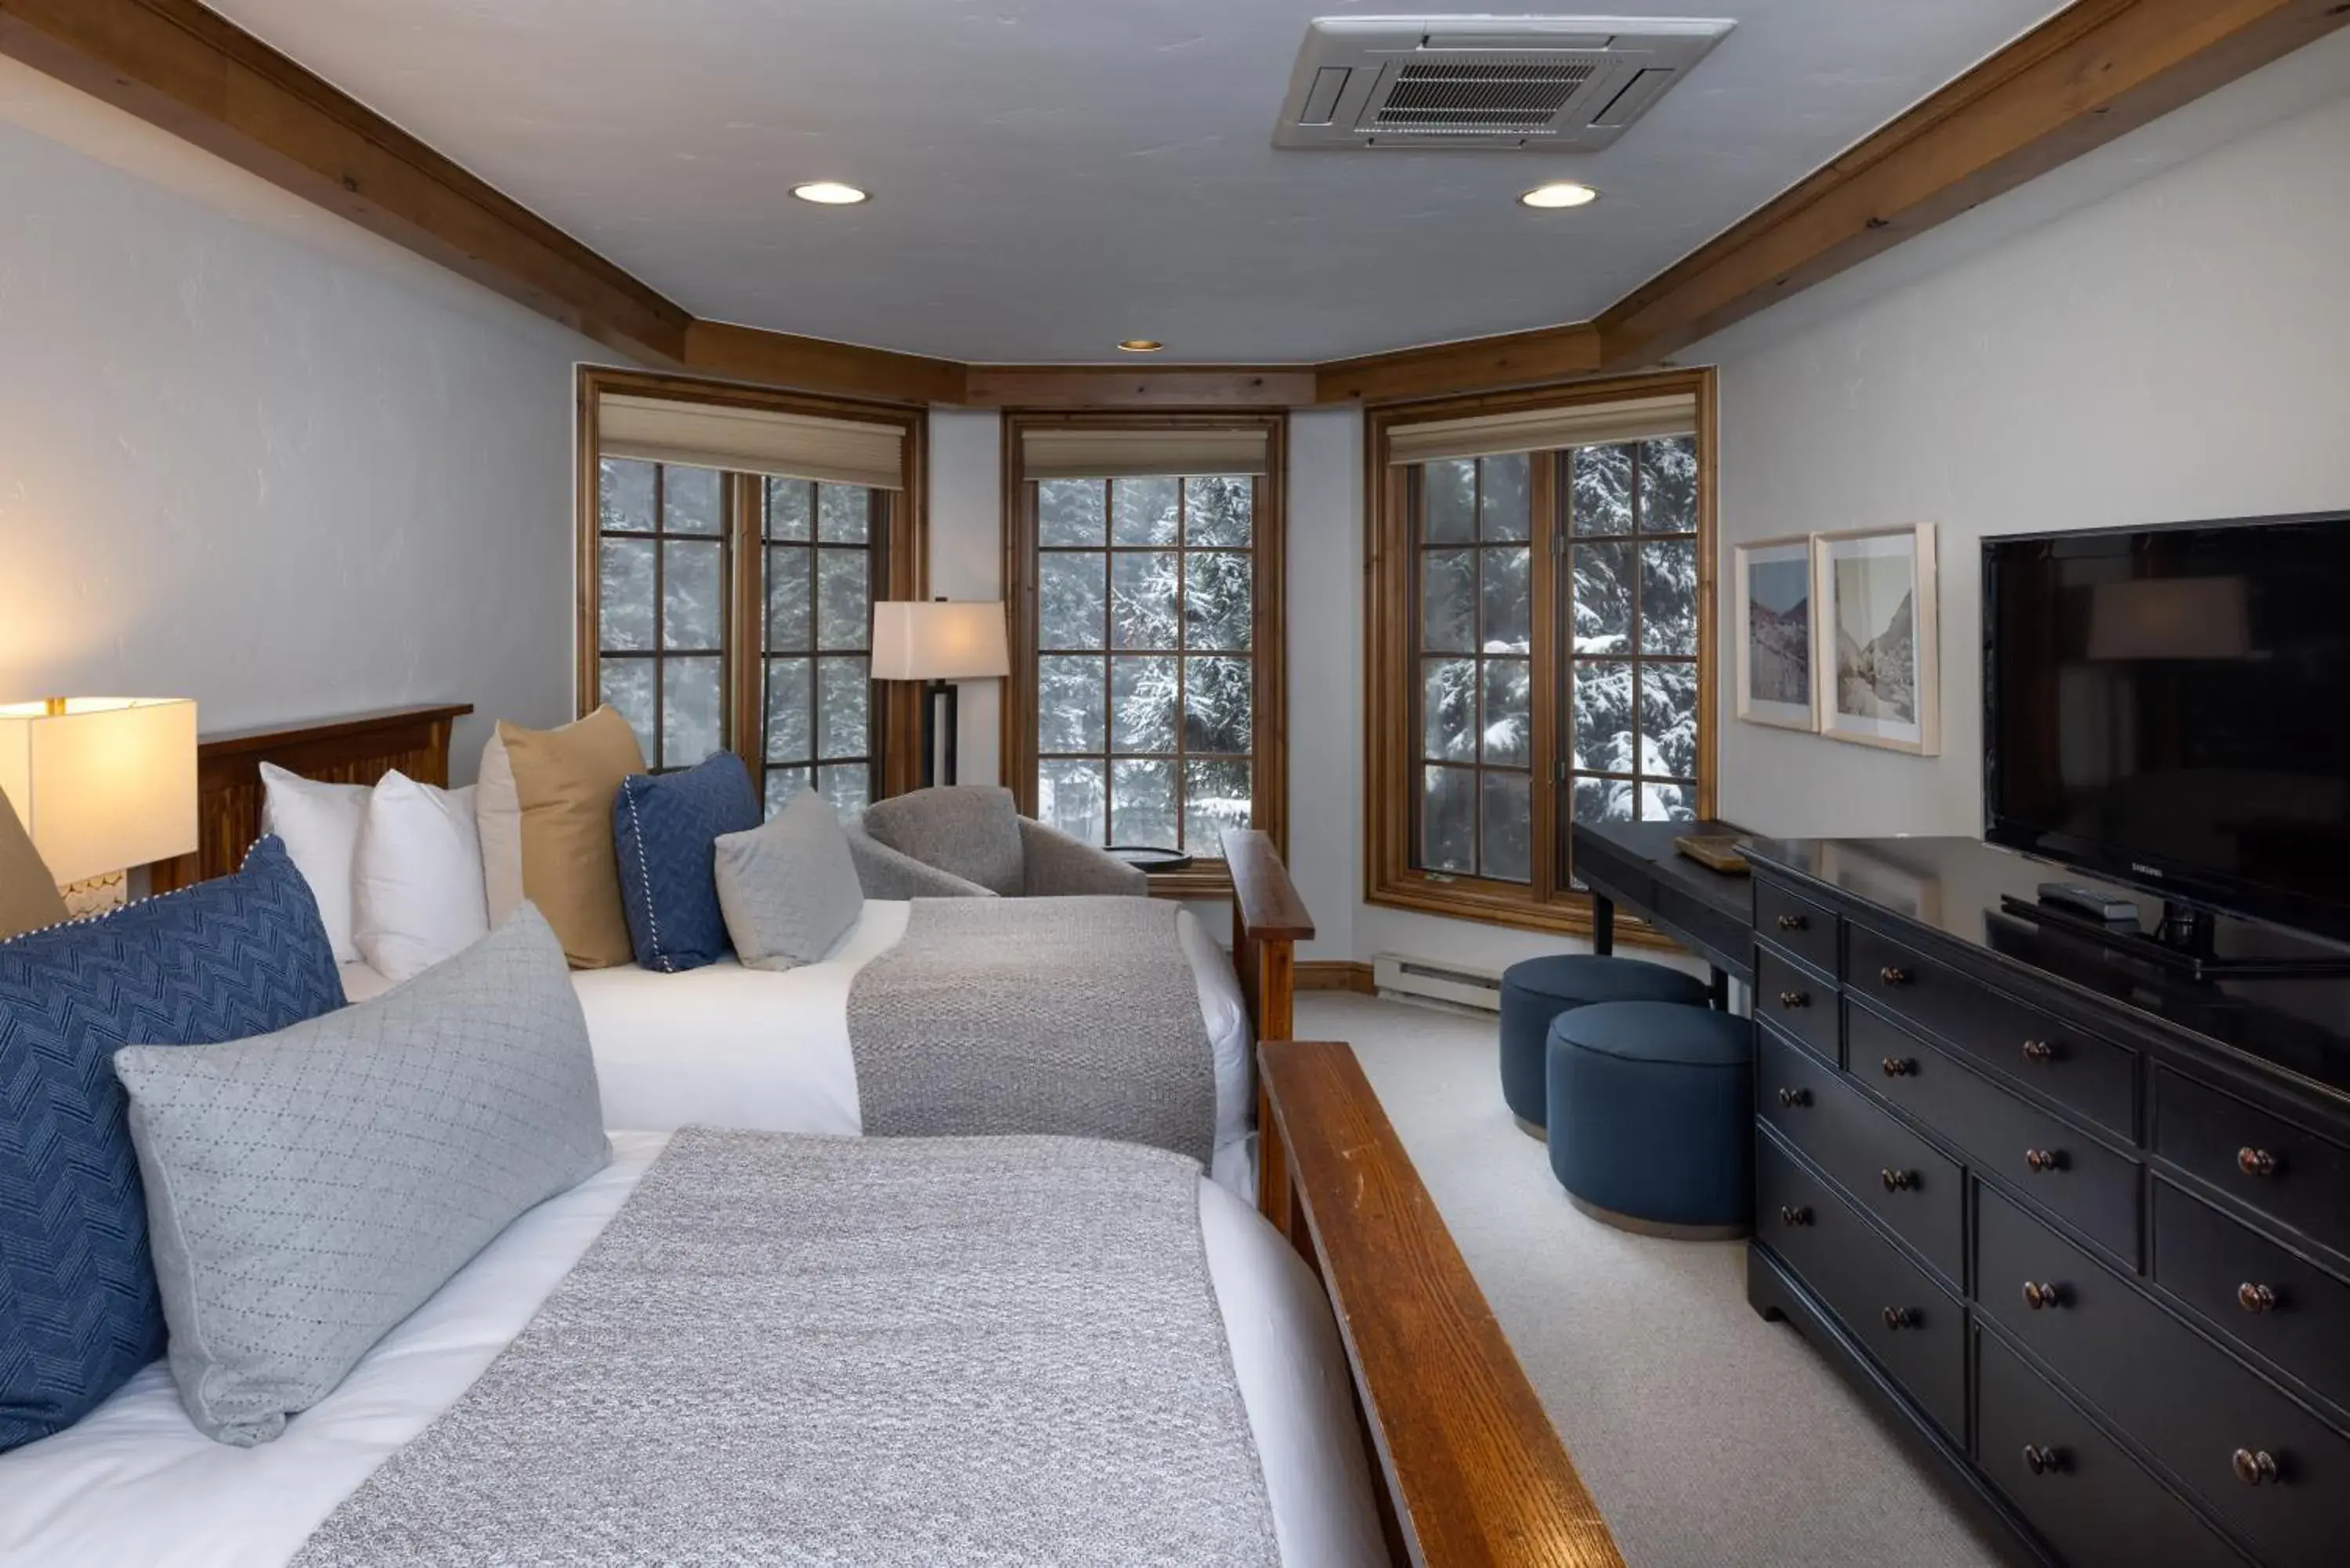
<box><xmin>1571</xmin><ymin>818</ymin><xmax>1755</xmax><ymax>1002</ymax></box>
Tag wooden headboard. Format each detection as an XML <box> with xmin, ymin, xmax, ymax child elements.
<box><xmin>147</xmin><ymin>703</ymin><xmax>473</xmax><ymax>894</ymax></box>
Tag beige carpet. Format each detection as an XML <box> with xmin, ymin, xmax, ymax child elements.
<box><xmin>1297</xmin><ymin>992</ymin><xmax>2007</xmax><ymax>1568</ymax></box>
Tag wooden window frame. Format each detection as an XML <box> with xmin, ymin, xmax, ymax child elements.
<box><xmin>1001</xmin><ymin>410</ymin><xmax>1289</xmax><ymax>865</ymax></box>
<box><xmin>576</xmin><ymin>366</ymin><xmax>928</xmax><ymax>800</ymax></box>
<box><xmin>1365</xmin><ymin>368</ymin><xmax>1717</xmax><ymax>938</ymax></box>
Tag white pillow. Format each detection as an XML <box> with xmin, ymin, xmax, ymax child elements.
<box><xmin>475</xmin><ymin>728</ymin><xmax>526</xmax><ymax>926</ymax></box>
<box><xmin>258</xmin><ymin>762</ymin><xmax>367</xmax><ymax>963</ymax></box>
<box><xmin>354</xmin><ymin>770</ymin><xmax>490</xmax><ymax>982</ymax></box>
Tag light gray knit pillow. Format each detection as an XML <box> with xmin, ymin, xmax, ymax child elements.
<box><xmin>714</xmin><ymin>789</ymin><xmax>866</xmax><ymax>970</ymax></box>
<box><xmin>112</xmin><ymin>905</ymin><xmax>609</xmax><ymax>1447</ymax></box>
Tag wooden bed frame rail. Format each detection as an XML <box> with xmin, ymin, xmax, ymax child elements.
<box><xmin>149</xmin><ymin>704</ymin><xmax>472</xmax><ymax>894</ymax></box>
<box><xmin>1222</xmin><ymin>826</ymin><xmax>1314</xmax><ymax>1217</ymax></box>
<box><xmin>1260</xmin><ymin>1040</ymin><xmax>1625</xmax><ymax>1568</ymax></box>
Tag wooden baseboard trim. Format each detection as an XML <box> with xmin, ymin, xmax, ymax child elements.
<box><xmin>1296</xmin><ymin>959</ymin><xmax>1376</xmax><ymax>994</ymax></box>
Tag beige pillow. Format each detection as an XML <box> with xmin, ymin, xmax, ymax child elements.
<box><xmin>475</xmin><ymin>728</ymin><xmax>526</xmax><ymax>927</ymax></box>
<box><xmin>0</xmin><ymin>786</ymin><xmax>69</xmax><ymax>940</ymax></box>
<box><xmin>499</xmin><ymin>707</ymin><xmax>647</xmax><ymax>970</ymax></box>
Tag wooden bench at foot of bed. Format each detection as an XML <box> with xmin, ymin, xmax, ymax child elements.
<box><xmin>1260</xmin><ymin>1039</ymin><xmax>1625</xmax><ymax>1568</ymax></box>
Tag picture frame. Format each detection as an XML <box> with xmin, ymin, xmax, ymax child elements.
<box><xmin>1813</xmin><ymin>522</ymin><xmax>1940</xmax><ymax>755</ymax></box>
<box><xmin>1733</xmin><ymin>534</ymin><xmax>1819</xmax><ymax>732</ymax></box>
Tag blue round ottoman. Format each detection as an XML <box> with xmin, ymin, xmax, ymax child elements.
<box><xmin>1546</xmin><ymin>1000</ymin><xmax>1755</xmax><ymax>1237</ymax></box>
<box><xmin>1498</xmin><ymin>956</ymin><xmax>1712</xmax><ymax>1139</ymax></box>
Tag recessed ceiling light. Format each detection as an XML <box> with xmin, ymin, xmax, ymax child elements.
<box><xmin>1117</xmin><ymin>338</ymin><xmax>1164</xmax><ymax>353</ymax></box>
<box><xmin>792</xmin><ymin>181</ymin><xmax>869</xmax><ymax>206</ymax></box>
<box><xmin>1520</xmin><ymin>181</ymin><xmax>1600</xmax><ymax>210</ymax></box>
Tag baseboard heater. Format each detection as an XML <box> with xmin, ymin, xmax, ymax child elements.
<box><xmin>1372</xmin><ymin>952</ymin><xmax>1506</xmax><ymax>1013</ymax></box>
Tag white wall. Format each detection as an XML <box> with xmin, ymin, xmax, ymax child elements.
<box><xmin>1701</xmin><ymin>36</ymin><xmax>2350</xmax><ymax>839</ymax></box>
<box><xmin>924</xmin><ymin>408</ymin><xmax>1005</xmax><ymax>787</ymax></box>
<box><xmin>0</xmin><ymin>62</ymin><xmax>607</xmax><ymax>781</ymax></box>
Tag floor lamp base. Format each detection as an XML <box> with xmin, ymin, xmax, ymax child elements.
<box><xmin>918</xmin><ymin>681</ymin><xmax>960</xmax><ymax>789</ymax></box>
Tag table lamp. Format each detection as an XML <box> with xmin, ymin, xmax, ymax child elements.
<box><xmin>870</xmin><ymin>601</ymin><xmax>1010</xmax><ymax>788</ymax></box>
<box><xmin>0</xmin><ymin>697</ymin><xmax>200</xmax><ymax>914</ymax></box>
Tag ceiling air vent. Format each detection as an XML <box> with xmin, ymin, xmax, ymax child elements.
<box><xmin>1273</xmin><ymin>16</ymin><xmax>1733</xmax><ymax>151</ymax></box>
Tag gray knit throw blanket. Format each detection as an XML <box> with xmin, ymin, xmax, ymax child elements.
<box><xmin>294</xmin><ymin>1128</ymin><xmax>1280</xmax><ymax>1568</ymax></box>
<box><xmin>848</xmin><ymin>895</ymin><xmax>1220</xmax><ymax>1165</ymax></box>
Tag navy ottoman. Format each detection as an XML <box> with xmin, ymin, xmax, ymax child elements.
<box><xmin>1498</xmin><ymin>956</ymin><xmax>1712</xmax><ymax>1138</ymax></box>
<box><xmin>1546</xmin><ymin>1000</ymin><xmax>1755</xmax><ymax>1237</ymax></box>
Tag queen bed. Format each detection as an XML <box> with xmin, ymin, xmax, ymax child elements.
<box><xmin>163</xmin><ymin>706</ymin><xmax>1296</xmax><ymax>1198</ymax></box>
<box><xmin>91</xmin><ymin>703</ymin><xmax>1621</xmax><ymax>1566</ymax></box>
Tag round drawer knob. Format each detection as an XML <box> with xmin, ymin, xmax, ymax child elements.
<box><xmin>2238</xmin><ymin>1147</ymin><xmax>2278</xmax><ymax>1178</ymax></box>
<box><xmin>2021</xmin><ymin>1039</ymin><xmax>2055</xmax><ymax>1063</ymax></box>
<box><xmin>1881</xmin><ymin>1168</ymin><xmax>1918</xmax><ymax>1194</ymax></box>
<box><xmin>1879</xmin><ymin>964</ymin><xmax>1911</xmax><ymax>987</ymax></box>
<box><xmin>2022</xmin><ymin>1281</ymin><xmax>2065</xmax><ymax>1311</ymax></box>
<box><xmin>1777</xmin><ymin>1087</ymin><xmax>1811</xmax><ymax>1109</ymax></box>
<box><xmin>1778</xmin><ymin>1205</ymin><xmax>1813</xmax><ymax>1228</ymax></box>
<box><xmin>1882</xmin><ymin>1306</ymin><xmax>1919</xmax><ymax>1331</ymax></box>
<box><xmin>1776</xmin><ymin>913</ymin><xmax>1807</xmax><ymax>932</ymax></box>
<box><xmin>2238</xmin><ymin>1282</ymin><xmax>2279</xmax><ymax>1314</ymax></box>
<box><xmin>2232</xmin><ymin>1448</ymin><xmax>2280</xmax><ymax>1487</ymax></box>
<box><xmin>2021</xmin><ymin>1444</ymin><xmax>2065</xmax><ymax>1477</ymax></box>
<box><xmin>1778</xmin><ymin>989</ymin><xmax>1810</xmax><ymax>1010</ymax></box>
<box><xmin>2023</xmin><ymin>1148</ymin><xmax>2065</xmax><ymax>1175</ymax></box>
<box><xmin>1881</xmin><ymin>1057</ymin><xmax>1918</xmax><ymax>1078</ymax></box>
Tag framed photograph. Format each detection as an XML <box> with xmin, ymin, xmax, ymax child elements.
<box><xmin>1733</xmin><ymin>535</ymin><xmax>1818</xmax><ymax>732</ymax></box>
<box><xmin>1814</xmin><ymin>522</ymin><xmax>1940</xmax><ymax>755</ymax></box>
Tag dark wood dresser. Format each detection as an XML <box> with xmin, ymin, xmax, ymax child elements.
<box><xmin>1741</xmin><ymin>836</ymin><xmax>2350</xmax><ymax>1568</ymax></box>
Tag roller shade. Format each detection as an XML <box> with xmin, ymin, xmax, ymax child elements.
<box><xmin>598</xmin><ymin>393</ymin><xmax>906</xmax><ymax>490</ymax></box>
<box><xmin>1386</xmin><ymin>392</ymin><xmax>1697</xmax><ymax>466</ymax></box>
<box><xmin>1020</xmin><ymin>425</ymin><xmax>1270</xmax><ymax>481</ymax></box>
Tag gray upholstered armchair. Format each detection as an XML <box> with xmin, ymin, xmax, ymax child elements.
<box><xmin>846</xmin><ymin>786</ymin><xmax>1147</xmax><ymax>900</ymax></box>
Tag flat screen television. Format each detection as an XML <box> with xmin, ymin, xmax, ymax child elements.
<box><xmin>1983</xmin><ymin>511</ymin><xmax>2350</xmax><ymax>944</ymax></box>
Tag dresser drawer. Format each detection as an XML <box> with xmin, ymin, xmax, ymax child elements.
<box><xmin>1754</xmin><ymin>876</ymin><xmax>1839</xmax><ymax>979</ymax></box>
<box><xmin>1758</xmin><ymin>1130</ymin><xmax>1965</xmax><ymax>1440</ymax></box>
<box><xmin>2155</xmin><ymin>1070</ymin><xmax>2350</xmax><ymax>1263</ymax></box>
<box><xmin>1755</xmin><ymin>945</ymin><xmax>1837</xmax><ymax>1064</ymax></box>
<box><xmin>1979</xmin><ymin>1184</ymin><xmax>2350</xmax><ymax>1568</ymax></box>
<box><xmin>1853</xmin><ymin>1006</ymin><xmax>2139</xmax><ymax>1266</ymax></box>
<box><xmin>1846</xmin><ymin>922</ymin><xmax>2138</xmax><ymax>1140</ymax></box>
<box><xmin>1976</xmin><ymin>1328</ymin><xmax>2246</xmax><ymax>1568</ymax></box>
<box><xmin>2155</xmin><ymin>1179</ymin><xmax>2350</xmax><ymax>1418</ymax></box>
<box><xmin>1756</xmin><ymin>1026</ymin><xmax>1962</xmax><ymax>1284</ymax></box>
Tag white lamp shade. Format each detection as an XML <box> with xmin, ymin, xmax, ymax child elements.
<box><xmin>0</xmin><ymin>698</ymin><xmax>200</xmax><ymax>885</ymax></box>
<box><xmin>871</xmin><ymin>602</ymin><xmax>1011</xmax><ymax>681</ymax></box>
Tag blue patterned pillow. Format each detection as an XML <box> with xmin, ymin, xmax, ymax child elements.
<box><xmin>0</xmin><ymin>836</ymin><xmax>344</xmax><ymax>1451</ymax></box>
<box><xmin>612</xmin><ymin>752</ymin><xmax>761</xmax><ymax>973</ymax></box>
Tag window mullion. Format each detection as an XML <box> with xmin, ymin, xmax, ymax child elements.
<box><xmin>1530</xmin><ymin>450</ymin><xmax>1563</xmax><ymax>903</ymax></box>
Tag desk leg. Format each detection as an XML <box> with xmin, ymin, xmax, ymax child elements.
<box><xmin>1592</xmin><ymin>894</ymin><xmax>1614</xmax><ymax>956</ymax></box>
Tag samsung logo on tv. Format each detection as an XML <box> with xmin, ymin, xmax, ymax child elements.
<box><xmin>2131</xmin><ymin>863</ymin><xmax>2164</xmax><ymax>879</ymax></box>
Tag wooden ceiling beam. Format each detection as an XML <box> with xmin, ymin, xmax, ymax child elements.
<box><xmin>1314</xmin><ymin>323</ymin><xmax>1603</xmax><ymax>406</ymax></box>
<box><xmin>0</xmin><ymin>0</ymin><xmax>692</xmax><ymax>366</ymax></box>
<box><xmin>683</xmin><ymin>320</ymin><xmax>966</xmax><ymax>408</ymax></box>
<box><xmin>962</xmin><ymin>366</ymin><xmax>1318</xmax><ymax>410</ymax></box>
<box><xmin>1595</xmin><ymin>0</ymin><xmax>2350</xmax><ymax>370</ymax></box>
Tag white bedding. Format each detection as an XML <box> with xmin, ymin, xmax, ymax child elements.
<box><xmin>0</xmin><ymin>1133</ymin><xmax>1383</xmax><ymax>1568</ymax></box>
<box><xmin>342</xmin><ymin>898</ymin><xmax>1260</xmax><ymax>1195</ymax></box>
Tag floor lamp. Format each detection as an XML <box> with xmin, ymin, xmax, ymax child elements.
<box><xmin>872</xmin><ymin>599</ymin><xmax>1011</xmax><ymax>789</ymax></box>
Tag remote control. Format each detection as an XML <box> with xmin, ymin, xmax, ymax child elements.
<box><xmin>2037</xmin><ymin>881</ymin><xmax>2139</xmax><ymax>923</ymax></box>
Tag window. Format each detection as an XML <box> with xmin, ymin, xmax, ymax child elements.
<box><xmin>593</xmin><ymin>458</ymin><xmax>729</xmax><ymax>773</ymax></box>
<box><xmin>1368</xmin><ymin>371</ymin><xmax>1715</xmax><ymax>934</ymax></box>
<box><xmin>755</xmin><ymin>477</ymin><xmax>878</xmax><ymax>817</ymax></box>
<box><xmin>577</xmin><ymin>369</ymin><xmax>924</xmax><ymax>811</ymax></box>
<box><xmin>1004</xmin><ymin>414</ymin><xmax>1287</xmax><ymax>863</ymax></box>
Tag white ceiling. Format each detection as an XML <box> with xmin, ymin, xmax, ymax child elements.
<box><xmin>202</xmin><ymin>1</ymin><xmax>2070</xmax><ymax>363</ymax></box>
